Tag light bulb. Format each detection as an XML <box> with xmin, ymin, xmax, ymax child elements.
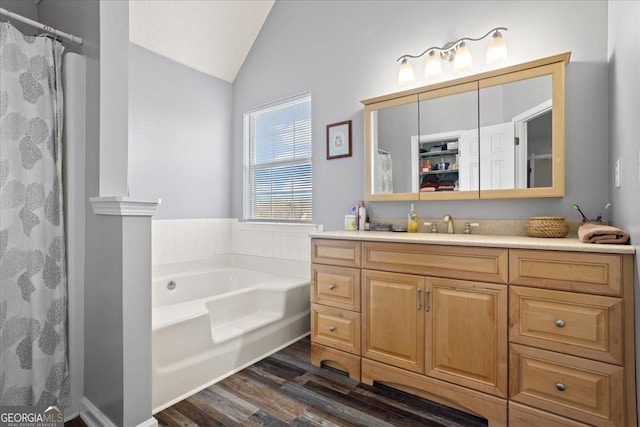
<box><xmin>424</xmin><ymin>51</ymin><xmax>442</xmax><ymax>78</ymax></box>
<box><xmin>453</xmin><ymin>42</ymin><xmax>472</xmax><ymax>72</ymax></box>
<box><xmin>486</xmin><ymin>31</ymin><xmax>507</xmax><ymax>64</ymax></box>
<box><xmin>398</xmin><ymin>57</ymin><xmax>415</xmax><ymax>85</ymax></box>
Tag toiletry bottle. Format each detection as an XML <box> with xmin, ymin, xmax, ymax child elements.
<box><xmin>358</xmin><ymin>201</ymin><xmax>367</xmax><ymax>231</ymax></box>
<box><xmin>408</xmin><ymin>204</ymin><xmax>418</xmax><ymax>233</ymax></box>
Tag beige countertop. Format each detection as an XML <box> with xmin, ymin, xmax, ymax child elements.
<box><xmin>310</xmin><ymin>230</ymin><xmax>636</xmax><ymax>255</ymax></box>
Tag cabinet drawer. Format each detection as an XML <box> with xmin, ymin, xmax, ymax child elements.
<box><xmin>311</xmin><ymin>264</ymin><xmax>360</xmax><ymax>311</ymax></box>
<box><xmin>510</xmin><ymin>344</ymin><xmax>624</xmax><ymax>427</ymax></box>
<box><xmin>362</xmin><ymin>242</ymin><xmax>508</xmax><ymax>284</ymax></box>
<box><xmin>509</xmin><ymin>402</ymin><xmax>590</xmax><ymax>427</ymax></box>
<box><xmin>311</xmin><ymin>304</ymin><xmax>360</xmax><ymax>355</ymax></box>
<box><xmin>509</xmin><ymin>250</ymin><xmax>621</xmax><ymax>296</ymax></box>
<box><xmin>311</xmin><ymin>239</ymin><xmax>361</xmax><ymax>268</ymax></box>
<box><xmin>510</xmin><ymin>286</ymin><xmax>623</xmax><ymax>364</ymax></box>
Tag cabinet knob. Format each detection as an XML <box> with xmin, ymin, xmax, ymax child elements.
<box><xmin>555</xmin><ymin>319</ymin><xmax>565</xmax><ymax>328</ymax></box>
<box><xmin>556</xmin><ymin>383</ymin><xmax>566</xmax><ymax>392</ymax></box>
<box><xmin>329</xmin><ymin>326</ymin><xmax>336</xmax><ymax>332</ymax></box>
<box><xmin>328</xmin><ymin>284</ymin><xmax>336</xmax><ymax>290</ymax></box>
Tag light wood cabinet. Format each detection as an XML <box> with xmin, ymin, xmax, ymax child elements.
<box><xmin>508</xmin><ymin>250</ymin><xmax>635</xmax><ymax>427</ymax></box>
<box><xmin>510</xmin><ymin>285</ymin><xmax>623</xmax><ymax>364</ymax></box>
<box><xmin>310</xmin><ymin>238</ymin><xmax>636</xmax><ymax>427</ymax></box>
<box><xmin>310</xmin><ymin>239</ymin><xmax>362</xmax><ymax>381</ymax></box>
<box><xmin>510</xmin><ymin>344</ymin><xmax>624</xmax><ymax>426</ymax></box>
<box><xmin>426</xmin><ymin>277</ymin><xmax>508</xmax><ymax>397</ymax></box>
<box><xmin>509</xmin><ymin>249</ymin><xmax>622</xmax><ymax>295</ymax></box>
<box><xmin>361</xmin><ymin>270</ymin><xmax>425</xmax><ymax>373</ymax></box>
<box><xmin>311</xmin><ymin>264</ymin><xmax>360</xmax><ymax>311</ymax></box>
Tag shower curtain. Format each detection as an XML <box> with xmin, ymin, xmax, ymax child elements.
<box><xmin>0</xmin><ymin>22</ymin><xmax>69</xmax><ymax>407</ymax></box>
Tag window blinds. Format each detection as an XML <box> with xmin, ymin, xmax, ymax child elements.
<box><xmin>246</xmin><ymin>94</ymin><xmax>312</xmax><ymax>222</ymax></box>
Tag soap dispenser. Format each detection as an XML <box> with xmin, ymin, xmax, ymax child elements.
<box><xmin>408</xmin><ymin>204</ymin><xmax>418</xmax><ymax>233</ymax></box>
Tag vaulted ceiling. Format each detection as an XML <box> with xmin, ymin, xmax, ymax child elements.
<box><xmin>129</xmin><ymin>0</ymin><xmax>275</xmax><ymax>83</ymax></box>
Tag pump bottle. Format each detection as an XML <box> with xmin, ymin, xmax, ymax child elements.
<box><xmin>408</xmin><ymin>204</ymin><xmax>418</xmax><ymax>233</ymax></box>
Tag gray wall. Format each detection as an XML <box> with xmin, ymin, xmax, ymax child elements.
<box><xmin>0</xmin><ymin>0</ymin><xmax>37</xmax><ymax>34</ymax></box>
<box><xmin>128</xmin><ymin>43</ymin><xmax>233</xmax><ymax>219</ymax></box>
<box><xmin>232</xmin><ymin>0</ymin><xmax>610</xmax><ymax>231</ymax></box>
<box><xmin>608</xmin><ymin>0</ymin><xmax>640</xmax><ymax>421</ymax></box>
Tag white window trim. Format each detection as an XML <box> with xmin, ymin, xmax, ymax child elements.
<box><xmin>243</xmin><ymin>92</ymin><xmax>312</xmax><ymax>223</ymax></box>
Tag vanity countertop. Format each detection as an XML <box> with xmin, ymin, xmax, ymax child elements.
<box><xmin>310</xmin><ymin>230</ymin><xmax>635</xmax><ymax>255</ymax></box>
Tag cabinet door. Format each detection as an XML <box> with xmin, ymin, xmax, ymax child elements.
<box><xmin>362</xmin><ymin>270</ymin><xmax>425</xmax><ymax>373</ymax></box>
<box><xmin>425</xmin><ymin>277</ymin><xmax>508</xmax><ymax>397</ymax></box>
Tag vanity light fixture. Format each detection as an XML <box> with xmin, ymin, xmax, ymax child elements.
<box><xmin>397</xmin><ymin>27</ymin><xmax>508</xmax><ymax>84</ymax></box>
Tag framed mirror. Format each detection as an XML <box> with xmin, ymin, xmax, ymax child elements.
<box><xmin>363</xmin><ymin>52</ymin><xmax>569</xmax><ymax>202</ymax></box>
<box><xmin>478</xmin><ymin>62</ymin><xmax>565</xmax><ymax>198</ymax></box>
<box><xmin>365</xmin><ymin>94</ymin><xmax>419</xmax><ymax>201</ymax></box>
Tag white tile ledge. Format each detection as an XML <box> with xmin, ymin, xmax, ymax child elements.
<box><xmin>90</xmin><ymin>196</ymin><xmax>159</xmax><ymax>216</ymax></box>
<box><xmin>310</xmin><ymin>231</ymin><xmax>636</xmax><ymax>255</ymax></box>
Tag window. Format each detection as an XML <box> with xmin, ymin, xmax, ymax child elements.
<box><xmin>244</xmin><ymin>93</ymin><xmax>312</xmax><ymax>222</ymax></box>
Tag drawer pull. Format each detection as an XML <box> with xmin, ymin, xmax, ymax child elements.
<box><xmin>555</xmin><ymin>319</ymin><xmax>566</xmax><ymax>328</ymax></box>
<box><xmin>329</xmin><ymin>326</ymin><xmax>336</xmax><ymax>332</ymax></box>
<box><xmin>556</xmin><ymin>383</ymin><xmax>566</xmax><ymax>392</ymax></box>
<box><xmin>328</xmin><ymin>284</ymin><xmax>336</xmax><ymax>290</ymax></box>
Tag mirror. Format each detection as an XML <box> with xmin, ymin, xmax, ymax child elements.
<box><xmin>478</xmin><ymin>62</ymin><xmax>564</xmax><ymax>198</ymax></box>
<box><xmin>366</xmin><ymin>95</ymin><xmax>418</xmax><ymax>200</ymax></box>
<box><xmin>416</xmin><ymin>82</ymin><xmax>479</xmax><ymax>200</ymax></box>
<box><xmin>363</xmin><ymin>53</ymin><xmax>568</xmax><ymax>201</ymax></box>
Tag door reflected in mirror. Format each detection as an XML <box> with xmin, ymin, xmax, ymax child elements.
<box><xmin>479</xmin><ymin>74</ymin><xmax>553</xmax><ymax>190</ymax></box>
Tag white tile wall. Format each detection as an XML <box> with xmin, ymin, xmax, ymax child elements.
<box><xmin>152</xmin><ymin>218</ymin><xmax>234</xmax><ymax>265</ymax></box>
<box><xmin>152</xmin><ymin>219</ymin><xmax>323</xmax><ymax>265</ymax></box>
<box><xmin>233</xmin><ymin>222</ymin><xmax>323</xmax><ymax>263</ymax></box>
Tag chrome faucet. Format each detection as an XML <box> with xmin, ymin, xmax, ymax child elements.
<box><xmin>443</xmin><ymin>214</ymin><xmax>454</xmax><ymax>234</ymax></box>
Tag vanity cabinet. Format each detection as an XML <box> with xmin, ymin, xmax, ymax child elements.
<box><xmin>310</xmin><ymin>239</ymin><xmax>362</xmax><ymax>380</ymax></box>
<box><xmin>361</xmin><ymin>242</ymin><xmax>509</xmax><ymax>399</ymax></box>
<box><xmin>361</xmin><ymin>269</ymin><xmax>508</xmax><ymax>396</ymax></box>
<box><xmin>427</xmin><ymin>277</ymin><xmax>508</xmax><ymax>397</ymax></box>
<box><xmin>362</xmin><ymin>270</ymin><xmax>426</xmax><ymax>373</ymax></box>
<box><xmin>309</xmin><ymin>237</ymin><xmax>636</xmax><ymax>427</ymax></box>
<box><xmin>508</xmin><ymin>250</ymin><xmax>633</xmax><ymax>427</ymax></box>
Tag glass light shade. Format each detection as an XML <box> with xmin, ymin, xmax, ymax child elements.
<box><xmin>424</xmin><ymin>51</ymin><xmax>442</xmax><ymax>78</ymax></box>
<box><xmin>453</xmin><ymin>42</ymin><xmax>472</xmax><ymax>72</ymax></box>
<box><xmin>398</xmin><ymin>58</ymin><xmax>415</xmax><ymax>84</ymax></box>
<box><xmin>486</xmin><ymin>31</ymin><xmax>507</xmax><ymax>64</ymax></box>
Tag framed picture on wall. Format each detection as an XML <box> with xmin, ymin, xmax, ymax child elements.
<box><xmin>326</xmin><ymin>120</ymin><xmax>352</xmax><ymax>160</ymax></box>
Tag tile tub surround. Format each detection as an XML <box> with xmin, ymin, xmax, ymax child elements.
<box><xmin>152</xmin><ymin>218</ymin><xmax>323</xmax><ymax>265</ymax></box>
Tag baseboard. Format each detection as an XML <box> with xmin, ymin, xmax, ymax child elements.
<box><xmin>136</xmin><ymin>417</ymin><xmax>159</xmax><ymax>427</ymax></box>
<box><xmin>81</xmin><ymin>397</ymin><xmax>158</xmax><ymax>427</ymax></box>
<box><xmin>80</xmin><ymin>397</ymin><xmax>115</xmax><ymax>427</ymax></box>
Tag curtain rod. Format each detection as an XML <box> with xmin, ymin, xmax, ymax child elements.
<box><xmin>0</xmin><ymin>7</ymin><xmax>83</xmax><ymax>45</ymax></box>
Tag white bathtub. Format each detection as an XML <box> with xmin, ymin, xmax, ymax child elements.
<box><xmin>151</xmin><ymin>256</ymin><xmax>310</xmax><ymax>412</ymax></box>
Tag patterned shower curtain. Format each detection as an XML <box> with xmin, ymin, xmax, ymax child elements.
<box><xmin>0</xmin><ymin>22</ymin><xmax>69</xmax><ymax>407</ymax></box>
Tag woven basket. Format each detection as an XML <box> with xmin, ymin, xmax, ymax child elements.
<box><xmin>526</xmin><ymin>216</ymin><xmax>568</xmax><ymax>238</ymax></box>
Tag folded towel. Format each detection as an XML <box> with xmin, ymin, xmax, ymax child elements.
<box><xmin>578</xmin><ymin>223</ymin><xmax>630</xmax><ymax>244</ymax></box>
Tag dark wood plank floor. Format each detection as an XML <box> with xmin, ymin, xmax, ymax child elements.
<box><xmin>66</xmin><ymin>337</ymin><xmax>487</xmax><ymax>426</ymax></box>
<box><xmin>153</xmin><ymin>337</ymin><xmax>487</xmax><ymax>427</ymax></box>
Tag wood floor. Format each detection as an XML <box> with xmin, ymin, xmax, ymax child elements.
<box><xmin>66</xmin><ymin>336</ymin><xmax>487</xmax><ymax>426</ymax></box>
